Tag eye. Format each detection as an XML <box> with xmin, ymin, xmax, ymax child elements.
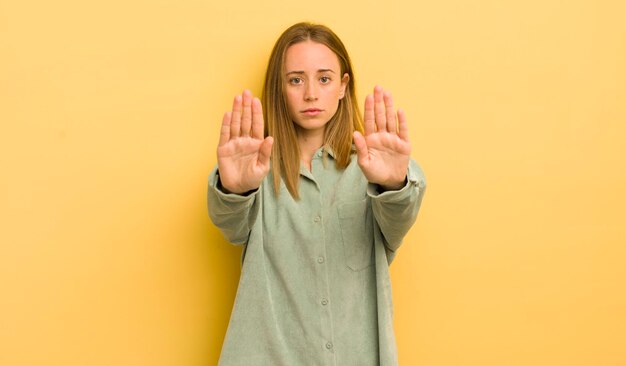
<box><xmin>289</xmin><ymin>77</ymin><xmax>303</xmax><ymax>85</ymax></box>
<box><xmin>320</xmin><ymin>76</ymin><xmax>331</xmax><ymax>84</ymax></box>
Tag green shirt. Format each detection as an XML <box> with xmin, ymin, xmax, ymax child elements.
<box><xmin>207</xmin><ymin>147</ymin><xmax>426</xmax><ymax>366</ymax></box>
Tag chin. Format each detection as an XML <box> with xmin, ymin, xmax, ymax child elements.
<box><xmin>294</xmin><ymin>120</ymin><xmax>330</xmax><ymax>131</ymax></box>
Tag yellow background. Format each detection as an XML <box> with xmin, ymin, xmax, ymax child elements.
<box><xmin>1</xmin><ymin>0</ymin><xmax>625</xmax><ymax>365</ymax></box>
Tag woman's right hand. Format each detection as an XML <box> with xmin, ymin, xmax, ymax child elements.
<box><xmin>217</xmin><ymin>90</ymin><xmax>274</xmax><ymax>194</ymax></box>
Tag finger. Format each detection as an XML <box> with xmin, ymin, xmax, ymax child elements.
<box><xmin>240</xmin><ymin>90</ymin><xmax>253</xmax><ymax>137</ymax></box>
<box><xmin>218</xmin><ymin>112</ymin><xmax>231</xmax><ymax>146</ymax></box>
<box><xmin>384</xmin><ymin>91</ymin><xmax>397</xmax><ymax>134</ymax></box>
<box><xmin>374</xmin><ymin>85</ymin><xmax>386</xmax><ymax>132</ymax></box>
<box><xmin>230</xmin><ymin>94</ymin><xmax>242</xmax><ymax>138</ymax></box>
<box><xmin>257</xmin><ymin>136</ymin><xmax>274</xmax><ymax>169</ymax></box>
<box><xmin>363</xmin><ymin>94</ymin><xmax>375</xmax><ymax>135</ymax></box>
<box><xmin>398</xmin><ymin>108</ymin><xmax>410</xmax><ymax>141</ymax></box>
<box><xmin>353</xmin><ymin>131</ymin><xmax>369</xmax><ymax>166</ymax></box>
<box><xmin>251</xmin><ymin>97</ymin><xmax>264</xmax><ymax>139</ymax></box>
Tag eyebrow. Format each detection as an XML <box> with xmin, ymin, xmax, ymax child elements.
<box><xmin>286</xmin><ymin>69</ymin><xmax>336</xmax><ymax>75</ymax></box>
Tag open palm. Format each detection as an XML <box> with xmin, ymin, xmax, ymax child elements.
<box><xmin>353</xmin><ymin>86</ymin><xmax>411</xmax><ymax>191</ymax></box>
<box><xmin>217</xmin><ymin>90</ymin><xmax>273</xmax><ymax>194</ymax></box>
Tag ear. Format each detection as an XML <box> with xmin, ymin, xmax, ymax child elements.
<box><xmin>339</xmin><ymin>73</ymin><xmax>350</xmax><ymax>99</ymax></box>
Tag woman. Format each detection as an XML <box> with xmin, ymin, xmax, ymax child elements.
<box><xmin>208</xmin><ymin>22</ymin><xmax>426</xmax><ymax>365</ymax></box>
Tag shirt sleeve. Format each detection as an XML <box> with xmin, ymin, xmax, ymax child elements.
<box><xmin>367</xmin><ymin>159</ymin><xmax>426</xmax><ymax>253</ymax></box>
<box><xmin>207</xmin><ymin>166</ymin><xmax>260</xmax><ymax>245</ymax></box>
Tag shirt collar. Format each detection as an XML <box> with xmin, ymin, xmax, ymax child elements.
<box><xmin>313</xmin><ymin>145</ymin><xmax>337</xmax><ymax>159</ymax></box>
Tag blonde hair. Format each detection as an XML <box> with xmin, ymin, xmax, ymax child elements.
<box><xmin>262</xmin><ymin>22</ymin><xmax>363</xmax><ymax>199</ymax></box>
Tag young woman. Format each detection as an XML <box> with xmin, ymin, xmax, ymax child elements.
<box><xmin>208</xmin><ymin>22</ymin><xmax>426</xmax><ymax>365</ymax></box>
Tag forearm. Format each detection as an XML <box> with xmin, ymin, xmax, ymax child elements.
<box><xmin>207</xmin><ymin>166</ymin><xmax>260</xmax><ymax>245</ymax></box>
<box><xmin>368</xmin><ymin>160</ymin><xmax>426</xmax><ymax>252</ymax></box>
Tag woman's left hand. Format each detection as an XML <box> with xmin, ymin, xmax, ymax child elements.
<box><xmin>353</xmin><ymin>85</ymin><xmax>411</xmax><ymax>191</ymax></box>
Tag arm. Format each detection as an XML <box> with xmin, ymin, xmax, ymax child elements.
<box><xmin>207</xmin><ymin>90</ymin><xmax>272</xmax><ymax>244</ymax></box>
<box><xmin>354</xmin><ymin>85</ymin><xmax>426</xmax><ymax>252</ymax></box>
<box><xmin>368</xmin><ymin>160</ymin><xmax>426</xmax><ymax>252</ymax></box>
<box><xmin>207</xmin><ymin>167</ymin><xmax>260</xmax><ymax>245</ymax></box>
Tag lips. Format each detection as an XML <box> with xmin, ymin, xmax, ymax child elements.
<box><xmin>301</xmin><ymin>108</ymin><xmax>323</xmax><ymax>116</ymax></box>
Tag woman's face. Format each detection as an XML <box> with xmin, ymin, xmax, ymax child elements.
<box><xmin>283</xmin><ymin>40</ymin><xmax>349</xmax><ymax>136</ymax></box>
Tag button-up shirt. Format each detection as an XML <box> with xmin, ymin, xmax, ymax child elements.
<box><xmin>207</xmin><ymin>147</ymin><xmax>426</xmax><ymax>366</ymax></box>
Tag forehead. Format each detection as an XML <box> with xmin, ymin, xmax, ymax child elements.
<box><xmin>284</xmin><ymin>41</ymin><xmax>340</xmax><ymax>71</ymax></box>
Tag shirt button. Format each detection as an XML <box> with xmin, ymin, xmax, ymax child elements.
<box><xmin>325</xmin><ymin>342</ymin><xmax>333</xmax><ymax>350</ymax></box>
<box><xmin>317</xmin><ymin>257</ymin><xmax>324</xmax><ymax>264</ymax></box>
<box><xmin>321</xmin><ymin>298</ymin><xmax>328</xmax><ymax>306</ymax></box>
<box><xmin>313</xmin><ymin>215</ymin><xmax>321</xmax><ymax>223</ymax></box>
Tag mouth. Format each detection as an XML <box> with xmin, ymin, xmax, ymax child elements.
<box><xmin>301</xmin><ymin>108</ymin><xmax>323</xmax><ymax>116</ymax></box>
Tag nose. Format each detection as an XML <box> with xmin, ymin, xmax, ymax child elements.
<box><xmin>304</xmin><ymin>83</ymin><xmax>318</xmax><ymax>101</ymax></box>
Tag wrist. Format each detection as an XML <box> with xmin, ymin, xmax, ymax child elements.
<box><xmin>217</xmin><ymin>174</ymin><xmax>258</xmax><ymax>196</ymax></box>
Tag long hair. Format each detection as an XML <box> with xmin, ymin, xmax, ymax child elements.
<box><xmin>262</xmin><ymin>22</ymin><xmax>363</xmax><ymax>199</ymax></box>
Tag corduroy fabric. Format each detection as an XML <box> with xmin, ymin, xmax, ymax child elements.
<box><xmin>208</xmin><ymin>147</ymin><xmax>426</xmax><ymax>366</ymax></box>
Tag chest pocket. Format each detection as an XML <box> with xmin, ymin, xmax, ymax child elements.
<box><xmin>338</xmin><ymin>199</ymin><xmax>374</xmax><ymax>271</ymax></box>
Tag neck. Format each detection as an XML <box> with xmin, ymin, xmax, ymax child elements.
<box><xmin>296</xmin><ymin>127</ymin><xmax>325</xmax><ymax>171</ymax></box>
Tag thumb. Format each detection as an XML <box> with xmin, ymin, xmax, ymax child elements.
<box><xmin>257</xmin><ymin>136</ymin><xmax>274</xmax><ymax>169</ymax></box>
<box><xmin>353</xmin><ymin>131</ymin><xmax>368</xmax><ymax>166</ymax></box>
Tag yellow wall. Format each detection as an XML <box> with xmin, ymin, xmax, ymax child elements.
<box><xmin>1</xmin><ymin>0</ymin><xmax>625</xmax><ymax>365</ymax></box>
